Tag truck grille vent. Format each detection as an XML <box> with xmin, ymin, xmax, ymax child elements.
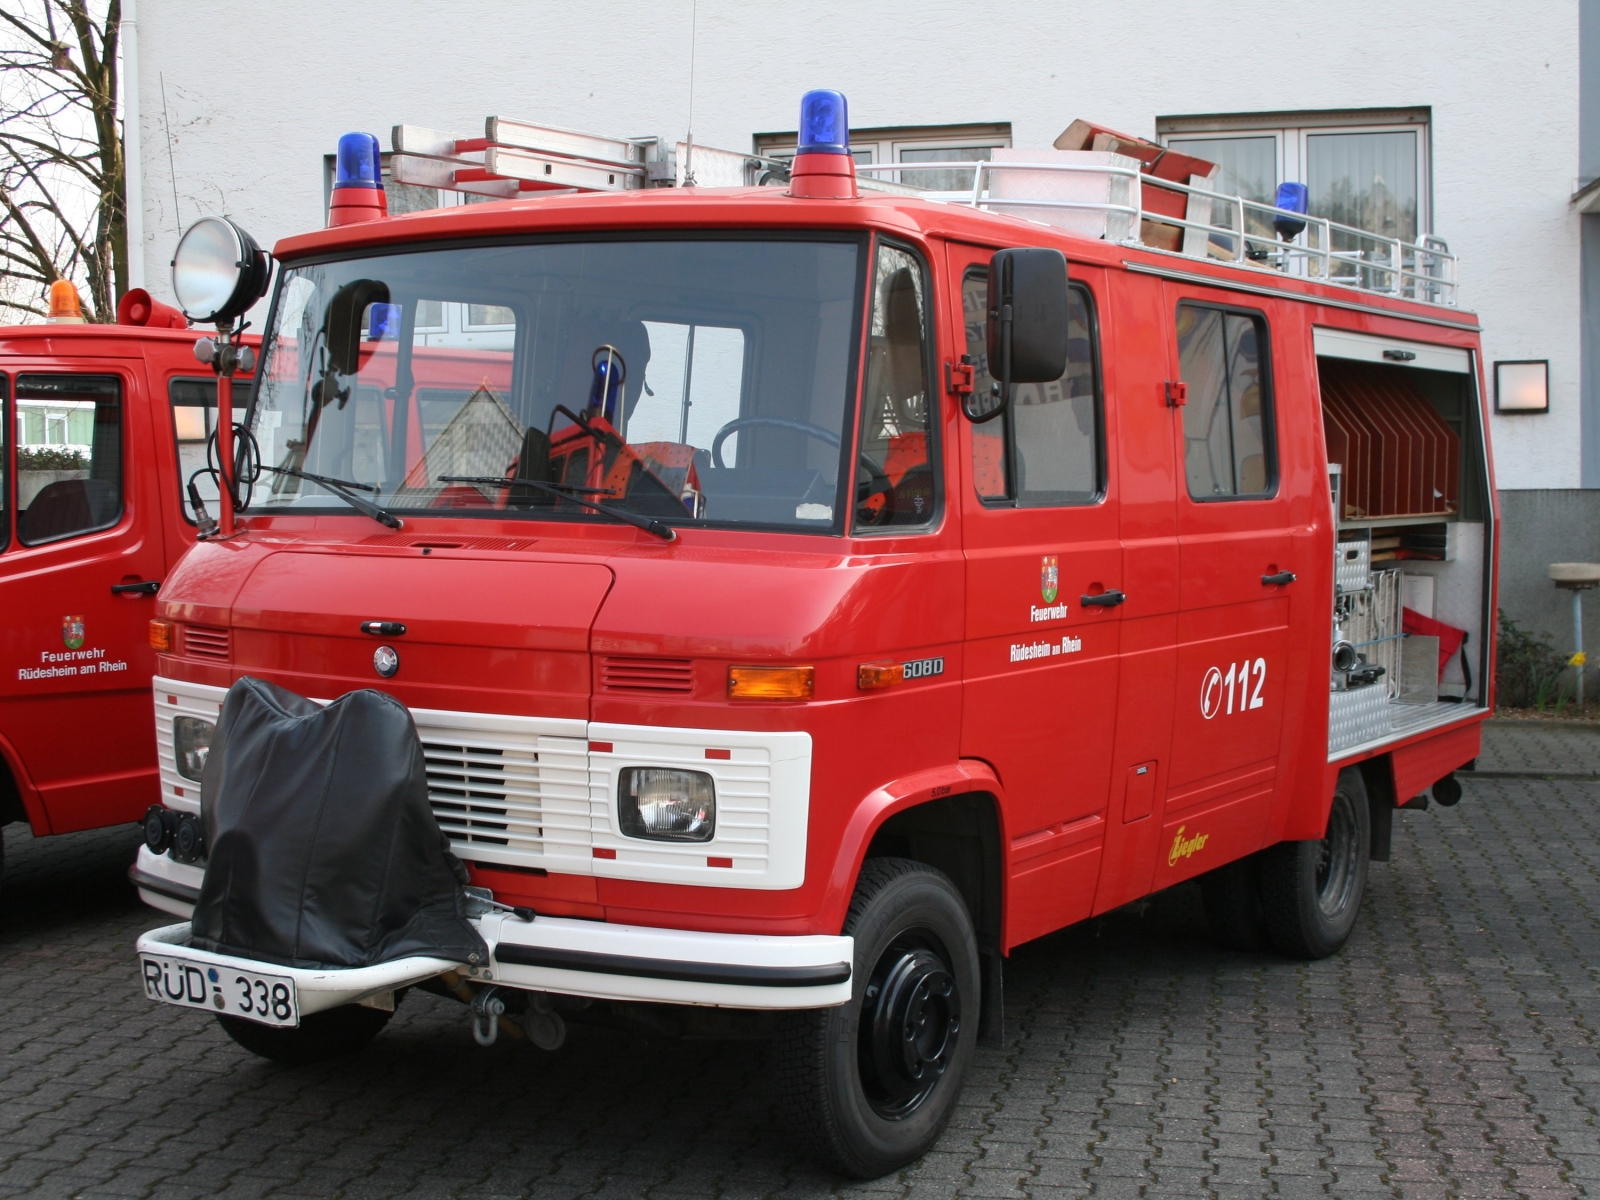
<box><xmin>422</xmin><ymin>741</ymin><xmax>537</xmax><ymax>848</ymax></box>
<box><xmin>183</xmin><ymin>625</ymin><xmax>230</xmax><ymax>660</ymax></box>
<box><xmin>601</xmin><ymin>656</ymin><xmax>695</xmax><ymax>695</ymax></box>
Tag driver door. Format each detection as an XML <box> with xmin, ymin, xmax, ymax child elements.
<box><xmin>949</xmin><ymin>245</ymin><xmax>1122</xmax><ymax>948</ymax></box>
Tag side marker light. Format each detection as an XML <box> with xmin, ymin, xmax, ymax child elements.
<box><xmin>727</xmin><ymin>665</ymin><xmax>814</xmax><ymax>700</ymax></box>
<box><xmin>857</xmin><ymin>661</ymin><xmax>904</xmax><ymax>690</ymax></box>
<box><xmin>149</xmin><ymin>620</ymin><xmax>174</xmax><ymax>652</ymax></box>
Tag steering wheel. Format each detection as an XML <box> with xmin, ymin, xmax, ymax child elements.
<box><xmin>709</xmin><ymin>416</ymin><xmax>893</xmax><ymax>500</ymax></box>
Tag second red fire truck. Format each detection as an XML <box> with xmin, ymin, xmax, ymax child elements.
<box><xmin>132</xmin><ymin>92</ymin><xmax>1494</xmax><ymax>1177</ymax></box>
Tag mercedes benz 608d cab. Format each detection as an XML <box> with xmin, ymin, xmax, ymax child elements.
<box><xmin>133</xmin><ymin>93</ymin><xmax>1495</xmax><ymax>1177</ymax></box>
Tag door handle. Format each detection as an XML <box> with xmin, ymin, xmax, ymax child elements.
<box><xmin>111</xmin><ymin>580</ymin><xmax>161</xmax><ymax>595</ymax></box>
<box><xmin>1080</xmin><ymin>590</ymin><xmax>1126</xmax><ymax>608</ymax></box>
<box><xmin>1261</xmin><ymin>571</ymin><xmax>1297</xmax><ymax>586</ymax></box>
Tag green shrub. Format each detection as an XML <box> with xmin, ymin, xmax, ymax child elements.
<box><xmin>1496</xmin><ymin>609</ymin><xmax>1572</xmax><ymax>710</ymax></box>
<box><xmin>17</xmin><ymin>446</ymin><xmax>88</xmax><ymax>471</ymax></box>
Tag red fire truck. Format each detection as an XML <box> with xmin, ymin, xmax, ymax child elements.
<box><xmin>132</xmin><ymin>93</ymin><xmax>1493</xmax><ymax>1177</ymax></box>
<box><xmin>0</xmin><ymin>285</ymin><xmax>255</xmax><ymax>881</ymax></box>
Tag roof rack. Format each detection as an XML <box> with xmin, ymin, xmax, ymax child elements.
<box><xmin>858</xmin><ymin>158</ymin><xmax>1459</xmax><ymax>307</ymax></box>
<box><xmin>387</xmin><ymin>119</ymin><xmax>1457</xmax><ymax>308</ymax></box>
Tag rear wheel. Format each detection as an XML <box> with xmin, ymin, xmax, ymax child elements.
<box><xmin>217</xmin><ymin>1000</ymin><xmax>395</xmax><ymax>1065</ymax></box>
<box><xmin>1260</xmin><ymin>767</ymin><xmax>1371</xmax><ymax>959</ymax></box>
<box><xmin>775</xmin><ymin>858</ymin><xmax>980</xmax><ymax>1179</ymax></box>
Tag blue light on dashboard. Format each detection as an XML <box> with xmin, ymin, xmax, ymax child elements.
<box><xmin>797</xmin><ymin>90</ymin><xmax>849</xmax><ymax>155</ymax></box>
<box><xmin>335</xmin><ymin>132</ymin><xmax>382</xmax><ymax>189</ymax></box>
<box><xmin>1273</xmin><ymin>182</ymin><xmax>1308</xmax><ymax>239</ymax></box>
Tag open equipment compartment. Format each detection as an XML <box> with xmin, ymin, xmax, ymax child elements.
<box><xmin>1316</xmin><ymin>328</ymin><xmax>1491</xmax><ymax>757</ymax></box>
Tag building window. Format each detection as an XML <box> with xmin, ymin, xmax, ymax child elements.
<box><xmin>754</xmin><ymin>123</ymin><xmax>1011</xmax><ymax>191</ymax></box>
<box><xmin>1157</xmin><ymin>108</ymin><xmax>1431</xmax><ymax>243</ymax></box>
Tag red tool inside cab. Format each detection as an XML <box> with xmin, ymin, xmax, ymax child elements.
<box><xmin>0</xmin><ymin>282</ymin><xmax>257</xmax><ymax>875</ymax></box>
<box><xmin>129</xmin><ymin>93</ymin><xmax>1494</xmax><ymax>1179</ymax></box>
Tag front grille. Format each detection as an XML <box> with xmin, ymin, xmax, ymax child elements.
<box><xmin>602</xmin><ymin>656</ymin><xmax>694</xmax><ymax>695</ymax></box>
<box><xmin>183</xmin><ymin>625</ymin><xmax>230</xmax><ymax>660</ymax></box>
<box><xmin>422</xmin><ymin>740</ymin><xmax>540</xmax><ymax>850</ymax></box>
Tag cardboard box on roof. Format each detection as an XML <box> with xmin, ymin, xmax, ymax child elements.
<box><xmin>1055</xmin><ymin>119</ymin><xmax>1218</xmax><ymax>249</ymax></box>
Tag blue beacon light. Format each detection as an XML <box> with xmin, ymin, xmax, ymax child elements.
<box><xmin>335</xmin><ymin>132</ymin><xmax>382</xmax><ymax>188</ymax></box>
<box><xmin>797</xmin><ymin>90</ymin><xmax>850</xmax><ymax>155</ymax></box>
<box><xmin>1273</xmin><ymin>181</ymin><xmax>1308</xmax><ymax>240</ymax></box>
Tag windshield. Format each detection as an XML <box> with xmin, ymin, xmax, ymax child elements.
<box><xmin>248</xmin><ymin>237</ymin><xmax>864</xmax><ymax>531</ymax></box>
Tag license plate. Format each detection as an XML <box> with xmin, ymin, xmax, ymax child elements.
<box><xmin>140</xmin><ymin>954</ymin><xmax>299</xmax><ymax>1027</ymax></box>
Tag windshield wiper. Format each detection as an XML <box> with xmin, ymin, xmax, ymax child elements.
<box><xmin>438</xmin><ymin>475</ymin><xmax>676</xmax><ymax>542</ymax></box>
<box><xmin>263</xmin><ymin>465</ymin><xmax>403</xmax><ymax>530</ymax></box>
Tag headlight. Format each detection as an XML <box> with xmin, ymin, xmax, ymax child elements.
<box><xmin>173</xmin><ymin>716</ymin><xmax>215</xmax><ymax>782</ymax></box>
<box><xmin>618</xmin><ymin>767</ymin><xmax>715</xmax><ymax>842</ymax></box>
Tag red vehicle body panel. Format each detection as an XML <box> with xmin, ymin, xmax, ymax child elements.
<box><xmin>147</xmin><ymin>185</ymin><xmax>1495</xmax><ymax>952</ymax></box>
<box><xmin>0</xmin><ymin>326</ymin><xmax>256</xmax><ymax>837</ymax></box>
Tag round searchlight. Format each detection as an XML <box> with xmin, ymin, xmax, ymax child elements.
<box><xmin>171</xmin><ymin>216</ymin><xmax>271</xmax><ymax>326</ymax></box>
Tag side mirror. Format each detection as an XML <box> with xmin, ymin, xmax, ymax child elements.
<box><xmin>974</xmin><ymin>248</ymin><xmax>1068</xmax><ymax>421</ymax></box>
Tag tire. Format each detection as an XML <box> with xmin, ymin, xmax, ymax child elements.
<box><xmin>1260</xmin><ymin>767</ymin><xmax>1371</xmax><ymax>959</ymax></box>
<box><xmin>775</xmin><ymin>858</ymin><xmax>981</xmax><ymax>1179</ymax></box>
<box><xmin>1199</xmin><ymin>853</ymin><xmax>1270</xmax><ymax>951</ymax></box>
<box><xmin>217</xmin><ymin>1001</ymin><xmax>395</xmax><ymax>1065</ymax></box>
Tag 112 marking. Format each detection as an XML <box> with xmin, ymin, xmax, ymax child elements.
<box><xmin>1201</xmin><ymin>658</ymin><xmax>1267</xmax><ymax>720</ymax></box>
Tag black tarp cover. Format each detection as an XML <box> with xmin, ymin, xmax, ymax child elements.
<box><xmin>191</xmin><ymin>677</ymin><xmax>488</xmax><ymax>970</ymax></box>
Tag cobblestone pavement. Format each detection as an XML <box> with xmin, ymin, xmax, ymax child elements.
<box><xmin>5</xmin><ymin>734</ymin><xmax>1600</xmax><ymax>1198</ymax></box>
<box><xmin>1479</xmin><ymin>721</ymin><xmax>1600</xmax><ymax>779</ymax></box>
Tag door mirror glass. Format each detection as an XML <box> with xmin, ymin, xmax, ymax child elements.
<box><xmin>977</xmin><ymin>248</ymin><xmax>1068</xmax><ymax>420</ymax></box>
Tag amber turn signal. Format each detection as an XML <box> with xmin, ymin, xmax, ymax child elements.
<box><xmin>857</xmin><ymin>661</ymin><xmax>904</xmax><ymax>690</ymax></box>
<box><xmin>148</xmin><ymin>619</ymin><xmax>174</xmax><ymax>652</ymax></box>
<box><xmin>727</xmin><ymin>665</ymin><xmax>814</xmax><ymax>700</ymax></box>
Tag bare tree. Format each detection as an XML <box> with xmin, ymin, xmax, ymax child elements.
<box><xmin>0</xmin><ymin>1</ymin><xmax>123</xmax><ymax>323</ymax></box>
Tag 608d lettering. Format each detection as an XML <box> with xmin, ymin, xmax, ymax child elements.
<box><xmin>902</xmin><ymin>656</ymin><xmax>945</xmax><ymax>680</ymax></box>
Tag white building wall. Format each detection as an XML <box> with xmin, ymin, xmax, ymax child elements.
<box><xmin>130</xmin><ymin>0</ymin><xmax>1579</xmax><ymax>489</ymax></box>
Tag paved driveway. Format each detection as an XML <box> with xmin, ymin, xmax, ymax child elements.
<box><xmin>3</xmin><ymin>725</ymin><xmax>1599</xmax><ymax>1199</ymax></box>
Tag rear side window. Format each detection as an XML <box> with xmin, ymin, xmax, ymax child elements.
<box><xmin>16</xmin><ymin>374</ymin><xmax>122</xmax><ymax>545</ymax></box>
<box><xmin>963</xmin><ymin>271</ymin><xmax>1102</xmax><ymax>506</ymax></box>
<box><xmin>170</xmin><ymin>377</ymin><xmax>219</xmax><ymax>520</ymax></box>
<box><xmin>1176</xmin><ymin>303</ymin><xmax>1275</xmax><ymax>499</ymax></box>
<box><xmin>0</xmin><ymin>374</ymin><xmax>8</xmax><ymax>552</ymax></box>
<box><xmin>854</xmin><ymin>241</ymin><xmax>937</xmax><ymax>530</ymax></box>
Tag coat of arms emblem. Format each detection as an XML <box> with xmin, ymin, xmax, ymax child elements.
<box><xmin>62</xmin><ymin>615</ymin><xmax>85</xmax><ymax>650</ymax></box>
<box><xmin>1040</xmin><ymin>557</ymin><xmax>1059</xmax><ymax>605</ymax></box>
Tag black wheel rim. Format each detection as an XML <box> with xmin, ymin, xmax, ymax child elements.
<box><xmin>857</xmin><ymin>930</ymin><xmax>961</xmax><ymax>1120</ymax></box>
<box><xmin>1316</xmin><ymin>789</ymin><xmax>1360</xmax><ymax>918</ymax></box>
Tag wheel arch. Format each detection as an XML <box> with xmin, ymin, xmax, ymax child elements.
<box><xmin>0</xmin><ymin>729</ymin><xmax>49</xmax><ymax>834</ymax></box>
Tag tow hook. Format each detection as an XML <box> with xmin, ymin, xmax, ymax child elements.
<box><xmin>471</xmin><ymin>986</ymin><xmax>507</xmax><ymax>1046</ymax></box>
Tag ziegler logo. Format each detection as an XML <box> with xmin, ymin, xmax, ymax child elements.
<box><xmin>1168</xmin><ymin>825</ymin><xmax>1209</xmax><ymax>866</ymax></box>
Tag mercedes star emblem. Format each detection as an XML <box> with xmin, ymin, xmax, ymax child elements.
<box><xmin>373</xmin><ymin>645</ymin><xmax>400</xmax><ymax>678</ymax></box>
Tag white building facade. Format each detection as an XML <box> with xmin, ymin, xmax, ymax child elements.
<box><xmin>121</xmin><ymin>0</ymin><xmax>1596</xmax><ymax>650</ymax></box>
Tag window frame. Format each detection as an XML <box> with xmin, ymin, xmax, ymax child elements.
<box><xmin>1158</xmin><ymin>108</ymin><xmax>1432</xmax><ymax>238</ymax></box>
<box><xmin>1174</xmin><ymin>300</ymin><xmax>1279</xmax><ymax>503</ymax></box>
<box><xmin>14</xmin><ymin>373</ymin><xmax>125</xmax><ymax>547</ymax></box>
<box><xmin>962</xmin><ymin>267</ymin><xmax>1108</xmax><ymax>510</ymax></box>
<box><xmin>754</xmin><ymin>122</ymin><xmax>1012</xmax><ymax>189</ymax></box>
<box><xmin>850</xmin><ymin>235</ymin><xmax>943</xmax><ymax>536</ymax></box>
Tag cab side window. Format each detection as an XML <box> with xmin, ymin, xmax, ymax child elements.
<box><xmin>16</xmin><ymin>374</ymin><xmax>123</xmax><ymax>545</ymax></box>
<box><xmin>963</xmin><ymin>270</ymin><xmax>1102</xmax><ymax>506</ymax></box>
<box><xmin>1176</xmin><ymin>303</ymin><xmax>1275</xmax><ymax>499</ymax></box>
<box><xmin>170</xmin><ymin>378</ymin><xmax>219</xmax><ymax>521</ymax></box>
<box><xmin>854</xmin><ymin>242</ymin><xmax>937</xmax><ymax>530</ymax></box>
<box><xmin>0</xmin><ymin>373</ymin><xmax>9</xmax><ymax>552</ymax></box>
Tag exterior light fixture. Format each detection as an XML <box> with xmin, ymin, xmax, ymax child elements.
<box><xmin>1495</xmin><ymin>360</ymin><xmax>1549</xmax><ymax>414</ymax></box>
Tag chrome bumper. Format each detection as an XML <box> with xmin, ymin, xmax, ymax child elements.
<box><xmin>137</xmin><ymin>914</ymin><xmax>852</xmax><ymax>1012</ymax></box>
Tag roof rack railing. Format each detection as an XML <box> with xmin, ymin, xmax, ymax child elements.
<box><xmin>855</xmin><ymin>159</ymin><xmax>1459</xmax><ymax>307</ymax></box>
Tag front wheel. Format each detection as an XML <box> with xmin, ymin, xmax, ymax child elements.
<box><xmin>1259</xmin><ymin>767</ymin><xmax>1371</xmax><ymax>959</ymax></box>
<box><xmin>217</xmin><ymin>1000</ymin><xmax>395</xmax><ymax>1065</ymax></box>
<box><xmin>775</xmin><ymin>858</ymin><xmax>980</xmax><ymax>1179</ymax></box>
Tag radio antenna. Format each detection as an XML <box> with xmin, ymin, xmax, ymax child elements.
<box><xmin>682</xmin><ymin>0</ymin><xmax>698</xmax><ymax>186</ymax></box>
<box><xmin>160</xmin><ymin>73</ymin><xmax>182</xmax><ymax>235</ymax></box>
